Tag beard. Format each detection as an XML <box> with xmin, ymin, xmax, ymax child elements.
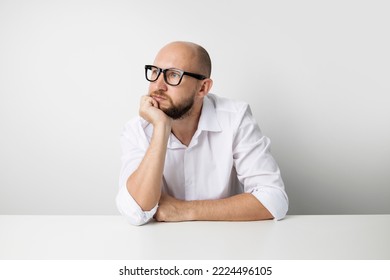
<box><xmin>151</xmin><ymin>90</ymin><xmax>195</xmax><ymax>120</ymax></box>
<box><xmin>163</xmin><ymin>97</ymin><xmax>194</xmax><ymax>119</ymax></box>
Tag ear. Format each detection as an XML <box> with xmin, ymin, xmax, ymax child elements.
<box><xmin>197</xmin><ymin>78</ymin><xmax>213</xmax><ymax>97</ymax></box>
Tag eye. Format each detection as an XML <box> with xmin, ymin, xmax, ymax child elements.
<box><xmin>167</xmin><ymin>70</ymin><xmax>181</xmax><ymax>80</ymax></box>
<box><xmin>149</xmin><ymin>68</ymin><xmax>159</xmax><ymax>79</ymax></box>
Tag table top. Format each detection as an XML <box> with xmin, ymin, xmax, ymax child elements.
<box><xmin>0</xmin><ymin>215</ymin><xmax>389</xmax><ymax>260</ymax></box>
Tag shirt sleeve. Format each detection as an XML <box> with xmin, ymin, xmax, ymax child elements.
<box><xmin>232</xmin><ymin>105</ymin><xmax>289</xmax><ymax>220</ymax></box>
<box><xmin>116</xmin><ymin>119</ymin><xmax>158</xmax><ymax>226</ymax></box>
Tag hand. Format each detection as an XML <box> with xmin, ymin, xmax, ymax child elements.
<box><xmin>154</xmin><ymin>193</ymin><xmax>191</xmax><ymax>222</ymax></box>
<box><xmin>139</xmin><ymin>95</ymin><xmax>171</xmax><ymax>127</ymax></box>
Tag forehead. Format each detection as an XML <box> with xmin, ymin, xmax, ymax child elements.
<box><xmin>153</xmin><ymin>43</ymin><xmax>198</xmax><ymax>71</ymax></box>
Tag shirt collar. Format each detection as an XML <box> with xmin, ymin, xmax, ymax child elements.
<box><xmin>197</xmin><ymin>95</ymin><xmax>221</xmax><ymax>133</ymax></box>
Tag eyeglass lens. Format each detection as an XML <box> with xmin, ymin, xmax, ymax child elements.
<box><xmin>146</xmin><ymin>66</ymin><xmax>183</xmax><ymax>86</ymax></box>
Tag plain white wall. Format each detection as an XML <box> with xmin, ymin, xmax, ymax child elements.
<box><xmin>1</xmin><ymin>0</ymin><xmax>389</xmax><ymax>215</ymax></box>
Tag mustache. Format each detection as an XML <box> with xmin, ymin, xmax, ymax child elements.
<box><xmin>150</xmin><ymin>90</ymin><xmax>169</xmax><ymax>99</ymax></box>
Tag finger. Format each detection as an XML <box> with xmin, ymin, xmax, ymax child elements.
<box><xmin>140</xmin><ymin>96</ymin><xmax>149</xmax><ymax>107</ymax></box>
<box><xmin>150</xmin><ymin>98</ymin><xmax>159</xmax><ymax>108</ymax></box>
<box><xmin>140</xmin><ymin>95</ymin><xmax>158</xmax><ymax>108</ymax></box>
<box><xmin>154</xmin><ymin>208</ymin><xmax>164</xmax><ymax>222</ymax></box>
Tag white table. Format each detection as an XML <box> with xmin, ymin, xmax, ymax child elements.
<box><xmin>0</xmin><ymin>215</ymin><xmax>389</xmax><ymax>259</ymax></box>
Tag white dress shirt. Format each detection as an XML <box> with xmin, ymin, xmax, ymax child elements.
<box><xmin>116</xmin><ymin>93</ymin><xmax>288</xmax><ymax>225</ymax></box>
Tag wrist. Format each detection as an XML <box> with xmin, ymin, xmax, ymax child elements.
<box><xmin>153</xmin><ymin>119</ymin><xmax>172</xmax><ymax>132</ymax></box>
<box><xmin>152</xmin><ymin>121</ymin><xmax>172</xmax><ymax>136</ymax></box>
<box><xmin>184</xmin><ymin>200</ymin><xmax>198</xmax><ymax>221</ymax></box>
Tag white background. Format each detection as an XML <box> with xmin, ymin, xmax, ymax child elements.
<box><xmin>1</xmin><ymin>0</ymin><xmax>389</xmax><ymax>215</ymax></box>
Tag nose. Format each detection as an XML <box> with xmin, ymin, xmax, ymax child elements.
<box><xmin>152</xmin><ymin>71</ymin><xmax>168</xmax><ymax>91</ymax></box>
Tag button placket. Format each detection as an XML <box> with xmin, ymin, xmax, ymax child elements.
<box><xmin>183</xmin><ymin>148</ymin><xmax>196</xmax><ymax>200</ymax></box>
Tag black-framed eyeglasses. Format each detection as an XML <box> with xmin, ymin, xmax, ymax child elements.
<box><xmin>145</xmin><ymin>65</ymin><xmax>207</xmax><ymax>86</ymax></box>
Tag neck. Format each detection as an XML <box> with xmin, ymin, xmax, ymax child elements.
<box><xmin>171</xmin><ymin>101</ymin><xmax>203</xmax><ymax>146</ymax></box>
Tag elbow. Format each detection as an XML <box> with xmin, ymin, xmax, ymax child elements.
<box><xmin>116</xmin><ymin>198</ymin><xmax>149</xmax><ymax>226</ymax></box>
<box><xmin>272</xmin><ymin>194</ymin><xmax>289</xmax><ymax>221</ymax></box>
<box><xmin>251</xmin><ymin>186</ymin><xmax>289</xmax><ymax>221</ymax></box>
<box><xmin>126</xmin><ymin>179</ymin><xmax>160</xmax><ymax>212</ymax></box>
<box><xmin>126</xmin><ymin>217</ymin><xmax>149</xmax><ymax>227</ymax></box>
<box><xmin>115</xmin><ymin>187</ymin><xmax>155</xmax><ymax>226</ymax></box>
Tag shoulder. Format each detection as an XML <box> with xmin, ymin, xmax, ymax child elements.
<box><xmin>206</xmin><ymin>93</ymin><xmax>249</xmax><ymax>115</ymax></box>
<box><xmin>206</xmin><ymin>93</ymin><xmax>254</xmax><ymax>130</ymax></box>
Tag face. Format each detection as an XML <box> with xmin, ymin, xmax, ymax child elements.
<box><xmin>150</xmin><ymin>88</ymin><xmax>196</xmax><ymax>120</ymax></box>
<box><xmin>148</xmin><ymin>43</ymin><xmax>204</xmax><ymax>120</ymax></box>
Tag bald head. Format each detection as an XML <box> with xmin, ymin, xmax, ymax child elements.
<box><xmin>155</xmin><ymin>41</ymin><xmax>212</xmax><ymax>78</ymax></box>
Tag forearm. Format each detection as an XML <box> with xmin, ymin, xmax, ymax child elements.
<box><xmin>188</xmin><ymin>193</ymin><xmax>273</xmax><ymax>221</ymax></box>
<box><xmin>127</xmin><ymin>123</ymin><xmax>170</xmax><ymax>210</ymax></box>
<box><xmin>156</xmin><ymin>193</ymin><xmax>274</xmax><ymax>222</ymax></box>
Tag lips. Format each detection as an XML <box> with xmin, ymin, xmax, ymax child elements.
<box><xmin>151</xmin><ymin>93</ymin><xmax>167</xmax><ymax>102</ymax></box>
<box><xmin>152</xmin><ymin>95</ymin><xmax>165</xmax><ymax>102</ymax></box>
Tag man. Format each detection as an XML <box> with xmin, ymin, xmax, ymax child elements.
<box><xmin>116</xmin><ymin>41</ymin><xmax>288</xmax><ymax>225</ymax></box>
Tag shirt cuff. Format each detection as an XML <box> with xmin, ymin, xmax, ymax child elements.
<box><xmin>116</xmin><ymin>185</ymin><xmax>158</xmax><ymax>226</ymax></box>
<box><xmin>250</xmin><ymin>186</ymin><xmax>289</xmax><ymax>220</ymax></box>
